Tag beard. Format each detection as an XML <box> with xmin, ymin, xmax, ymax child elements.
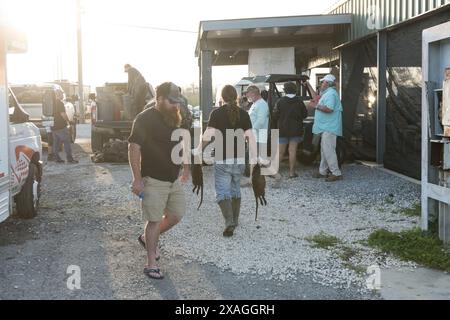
<box><xmin>159</xmin><ymin>102</ymin><xmax>182</xmax><ymax>128</ymax></box>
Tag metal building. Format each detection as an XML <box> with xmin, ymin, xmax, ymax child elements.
<box><xmin>196</xmin><ymin>0</ymin><xmax>450</xmax><ymax>180</ymax></box>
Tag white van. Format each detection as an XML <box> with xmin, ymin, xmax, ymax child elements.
<box><xmin>0</xmin><ymin>26</ymin><xmax>43</xmax><ymax>223</ymax></box>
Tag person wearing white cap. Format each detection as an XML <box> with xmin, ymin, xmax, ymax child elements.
<box><xmin>305</xmin><ymin>74</ymin><xmax>343</xmax><ymax>182</ymax></box>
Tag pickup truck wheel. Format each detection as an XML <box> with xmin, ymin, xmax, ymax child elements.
<box><xmin>91</xmin><ymin>130</ymin><xmax>104</xmax><ymax>152</ymax></box>
<box><xmin>298</xmin><ymin>150</ymin><xmax>319</xmax><ymax>166</ymax></box>
<box><xmin>70</xmin><ymin>124</ymin><xmax>77</xmax><ymax>143</ymax></box>
<box><xmin>336</xmin><ymin>138</ymin><xmax>346</xmax><ymax>169</ymax></box>
<box><xmin>15</xmin><ymin>163</ymin><xmax>41</xmax><ymax>219</ymax></box>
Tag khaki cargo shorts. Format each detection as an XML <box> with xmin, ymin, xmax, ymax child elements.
<box><xmin>141</xmin><ymin>177</ymin><xmax>186</xmax><ymax>222</ymax></box>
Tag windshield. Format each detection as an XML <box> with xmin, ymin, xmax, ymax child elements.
<box><xmin>12</xmin><ymin>87</ymin><xmax>47</xmax><ymax>104</ymax></box>
<box><xmin>8</xmin><ymin>91</ymin><xmax>16</xmax><ymax>116</ymax></box>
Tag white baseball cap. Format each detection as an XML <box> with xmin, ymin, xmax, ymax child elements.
<box><xmin>320</xmin><ymin>74</ymin><xmax>336</xmax><ymax>83</ymax></box>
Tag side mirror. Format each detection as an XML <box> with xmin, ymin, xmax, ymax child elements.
<box><xmin>42</xmin><ymin>90</ymin><xmax>55</xmax><ymax>117</ymax></box>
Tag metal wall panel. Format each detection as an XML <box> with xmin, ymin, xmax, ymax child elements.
<box><xmin>328</xmin><ymin>0</ymin><xmax>449</xmax><ymax>42</ymax></box>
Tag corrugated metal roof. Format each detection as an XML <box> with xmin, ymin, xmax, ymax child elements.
<box><xmin>328</xmin><ymin>0</ymin><xmax>450</xmax><ymax>42</ymax></box>
<box><xmin>196</xmin><ymin>14</ymin><xmax>352</xmax><ymax>57</ymax></box>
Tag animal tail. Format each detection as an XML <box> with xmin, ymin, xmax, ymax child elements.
<box><xmin>255</xmin><ymin>196</ymin><xmax>259</xmax><ymax>221</ymax></box>
<box><xmin>197</xmin><ymin>187</ymin><xmax>203</xmax><ymax>211</ymax></box>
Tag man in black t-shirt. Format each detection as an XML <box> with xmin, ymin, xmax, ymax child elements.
<box><xmin>51</xmin><ymin>90</ymin><xmax>78</xmax><ymax>164</ymax></box>
<box><xmin>128</xmin><ymin>82</ymin><xmax>190</xmax><ymax>280</ymax></box>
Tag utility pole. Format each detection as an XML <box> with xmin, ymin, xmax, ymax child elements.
<box><xmin>76</xmin><ymin>0</ymin><xmax>85</xmax><ymax>124</ymax></box>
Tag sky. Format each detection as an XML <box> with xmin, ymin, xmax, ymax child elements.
<box><xmin>3</xmin><ymin>0</ymin><xmax>338</xmax><ymax>91</ymax></box>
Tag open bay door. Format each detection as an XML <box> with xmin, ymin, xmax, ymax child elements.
<box><xmin>0</xmin><ymin>15</ymin><xmax>27</xmax><ymax>222</ymax></box>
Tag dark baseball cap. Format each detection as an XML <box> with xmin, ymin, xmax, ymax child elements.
<box><xmin>157</xmin><ymin>82</ymin><xmax>183</xmax><ymax>104</ymax></box>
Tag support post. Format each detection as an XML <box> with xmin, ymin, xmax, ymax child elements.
<box><xmin>200</xmin><ymin>50</ymin><xmax>213</xmax><ymax>130</ymax></box>
<box><xmin>376</xmin><ymin>31</ymin><xmax>387</xmax><ymax>165</ymax></box>
<box><xmin>77</xmin><ymin>0</ymin><xmax>85</xmax><ymax>124</ymax></box>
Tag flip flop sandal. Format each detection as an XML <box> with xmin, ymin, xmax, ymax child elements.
<box><xmin>143</xmin><ymin>267</ymin><xmax>164</xmax><ymax>280</ymax></box>
<box><xmin>138</xmin><ymin>235</ymin><xmax>160</xmax><ymax>261</ymax></box>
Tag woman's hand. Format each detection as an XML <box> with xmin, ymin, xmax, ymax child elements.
<box><xmin>180</xmin><ymin>167</ymin><xmax>190</xmax><ymax>184</ymax></box>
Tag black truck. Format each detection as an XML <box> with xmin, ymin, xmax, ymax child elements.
<box><xmin>91</xmin><ymin>82</ymin><xmax>156</xmax><ymax>152</ymax></box>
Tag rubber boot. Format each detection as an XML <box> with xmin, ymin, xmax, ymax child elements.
<box><xmin>218</xmin><ymin>200</ymin><xmax>234</xmax><ymax>237</ymax></box>
<box><xmin>231</xmin><ymin>198</ymin><xmax>241</xmax><ymax>229</ymax></box>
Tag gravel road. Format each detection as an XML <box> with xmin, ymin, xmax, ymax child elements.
<box><xmin>0</xmin><ymin>124</ymin><xmax>421</xmax><ymax>300</ymax></box>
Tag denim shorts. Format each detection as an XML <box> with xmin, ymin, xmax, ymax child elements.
<box><xmin>214</xmin><ymin>163</ymin><xmax>245</xmax><ymax>203</ymax></box>
<box><xmin>279</xmin><ymin>136</ymin><xmax>304</xmax><ymax>145</ymax></box>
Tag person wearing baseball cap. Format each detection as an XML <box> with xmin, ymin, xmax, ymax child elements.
<box><xmin>305</xmin><ymin>74</ymin><xmax>344</xmax><ymax>182</ymax></box>
<box><xmin>128</xmin><ymin>82</ymin><xmax>190</xmax><ymax>280</ymax></box>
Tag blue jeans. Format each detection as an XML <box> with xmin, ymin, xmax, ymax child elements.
<box><xmin>52</xmin><ymin>127</ymin><xmax>74</xmax><ymax>162</ymax></box>
<box><xmin>214</xmin><ymin>163</ymin><xmax>245</xmax><ymax>203</ymax></box>
<box><xmin>279</xmin><ymin>136</ymin><xmax>304</xmax><ymax>145</ymax></box>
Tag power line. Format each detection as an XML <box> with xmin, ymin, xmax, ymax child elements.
<box><xmin>111</xmin><ymin>23</ymin><xmax>197</xmax><ymax>34</ymax></box>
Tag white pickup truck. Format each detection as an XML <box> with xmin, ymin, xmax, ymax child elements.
<box><xmin>10</xmin><ymin>83</ymin><xmax>78</xmax><ymax>143</ymax></box>
<box><xmin>0</xmin><ymin>88</ymin><xmax>43</xmax><ymax>222</ymax></box>
<box><xmin>0</xmin><ymin>26</ymin><xmax>43</xmax><ymax>223</ymax></box>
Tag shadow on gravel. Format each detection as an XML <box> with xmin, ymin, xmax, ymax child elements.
<box><xmin>0</xmin><ymin>141</ymin><xmax>118</xmax><ymax>299</ymax></box>
<box><xmin>197</xmin><ymin>263</ymin><xmax>374</xmax><ymax>300</ymax></box>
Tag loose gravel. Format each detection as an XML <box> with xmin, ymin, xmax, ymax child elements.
<box><xmin>159</xmin><ymin>163</ymin><xmax>420</xmax><ymax>292</ymax></box>
<box><xmin>37</xmin><ymin>146</ymin><xmax>422</xmax><ymax>294</ymax></box>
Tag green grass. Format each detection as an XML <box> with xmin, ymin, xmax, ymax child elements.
<box><xmin>338</xmin><ymin>246</ymin><xmax>366</xmax><ymax>275</ymax></box>
<box><xmin>385</xmin><ymin>195</ymin><xmax>395</xmax><ymax>205</ymax></box>
<box><xmin>306</xmin><ymin>233</ymin><xmax>371</xmax><ymax>274</ymax></box>
<box><xmin>339</xmin><ymin>246</ymin><xmax>359</xmax><ymax>261</ymax></box>
<box><xmin>306</xmin><ymin>232</ymin><xmax>341</xmax><ymax>249</ymax></box>
<box><xmin>398</xmin><ymin>203</ymin><xmax>421</xmax><ymax>217</ymax></box>
<box><xmin>368</xmin><ymin>228</ymin><xmax>450</xmax><ymax>273</ymax></box>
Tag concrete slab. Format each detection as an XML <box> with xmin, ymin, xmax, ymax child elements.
<box><xmin>380</xmin><ymin>267</ymin><xmax>450</xmax><ymax>300</ymax></box>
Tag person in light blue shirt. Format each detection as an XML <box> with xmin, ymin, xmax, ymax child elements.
<box><xmin>247</xmin><ymin>85</ymin><xmax>270</xmax><ymax>158</ymax></box>
<box><xmin>306</xmin><ymin>74</ymin><xmax>343</xmax><ymax>182</ymax></box>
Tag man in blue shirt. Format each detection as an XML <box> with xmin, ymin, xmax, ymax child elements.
<box><xmin>306</xmin><ymin>74</ymin><xmax>343</xmax><ymax>182</ymax></box>
<box><xmin>247</xmin><ymin>85</ymin><xmax>270</xmax><ymax>154</ymax></box>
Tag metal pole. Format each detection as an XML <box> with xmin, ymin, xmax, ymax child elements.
<box><xmin>376</xmin><ymin>31</ymin><xmax>387</xmax><ymax>165</ymax></box>
<box><xmin>200</xmin><ymin>50</ymin><xmax>213</xmax><ymax>130</ymax></box>
<box><xmin>76</xmin><ymin>0</ymin><xmax>85</xmax><ymax>124</ymax></box>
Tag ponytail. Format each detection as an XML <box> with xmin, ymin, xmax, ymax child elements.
<box><xmin>221</xmin><ymin>85</ymin><xmax>240</xmax><ymax>127</ymax></box>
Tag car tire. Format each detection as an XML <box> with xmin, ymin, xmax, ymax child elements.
<box><xmin>336</xmin><ymin>138</ymin><xmax>346</xmax><ymax>169</ymax></box>
<box><xmin>91</xmin><ymin>130</ymin><xmax>104</xmax><ymax>152</ymax></box>
<box><xmin>15</xmin><ymin>163</ymin><xmax>41</xmax><ymax>219</ymax></box>
<box><xmin>298</xmin><ymin>150</ymin><xmax>319</xmax><ymax>166</ymax></box>
<box><xmin>70</xmin><ymin>124</ymin><xmax>77</xmax><ymax>143</ymax></box>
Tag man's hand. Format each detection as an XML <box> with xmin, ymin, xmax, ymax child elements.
<box><xmin>132</xmin><ymin>178</ymin><xmax>144</xmax><ymax>196</ymax></box>
<box><xmin>307</xmin><ymin>96</ymin><xmax>320</xmax><ymax>109</ymax></box>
